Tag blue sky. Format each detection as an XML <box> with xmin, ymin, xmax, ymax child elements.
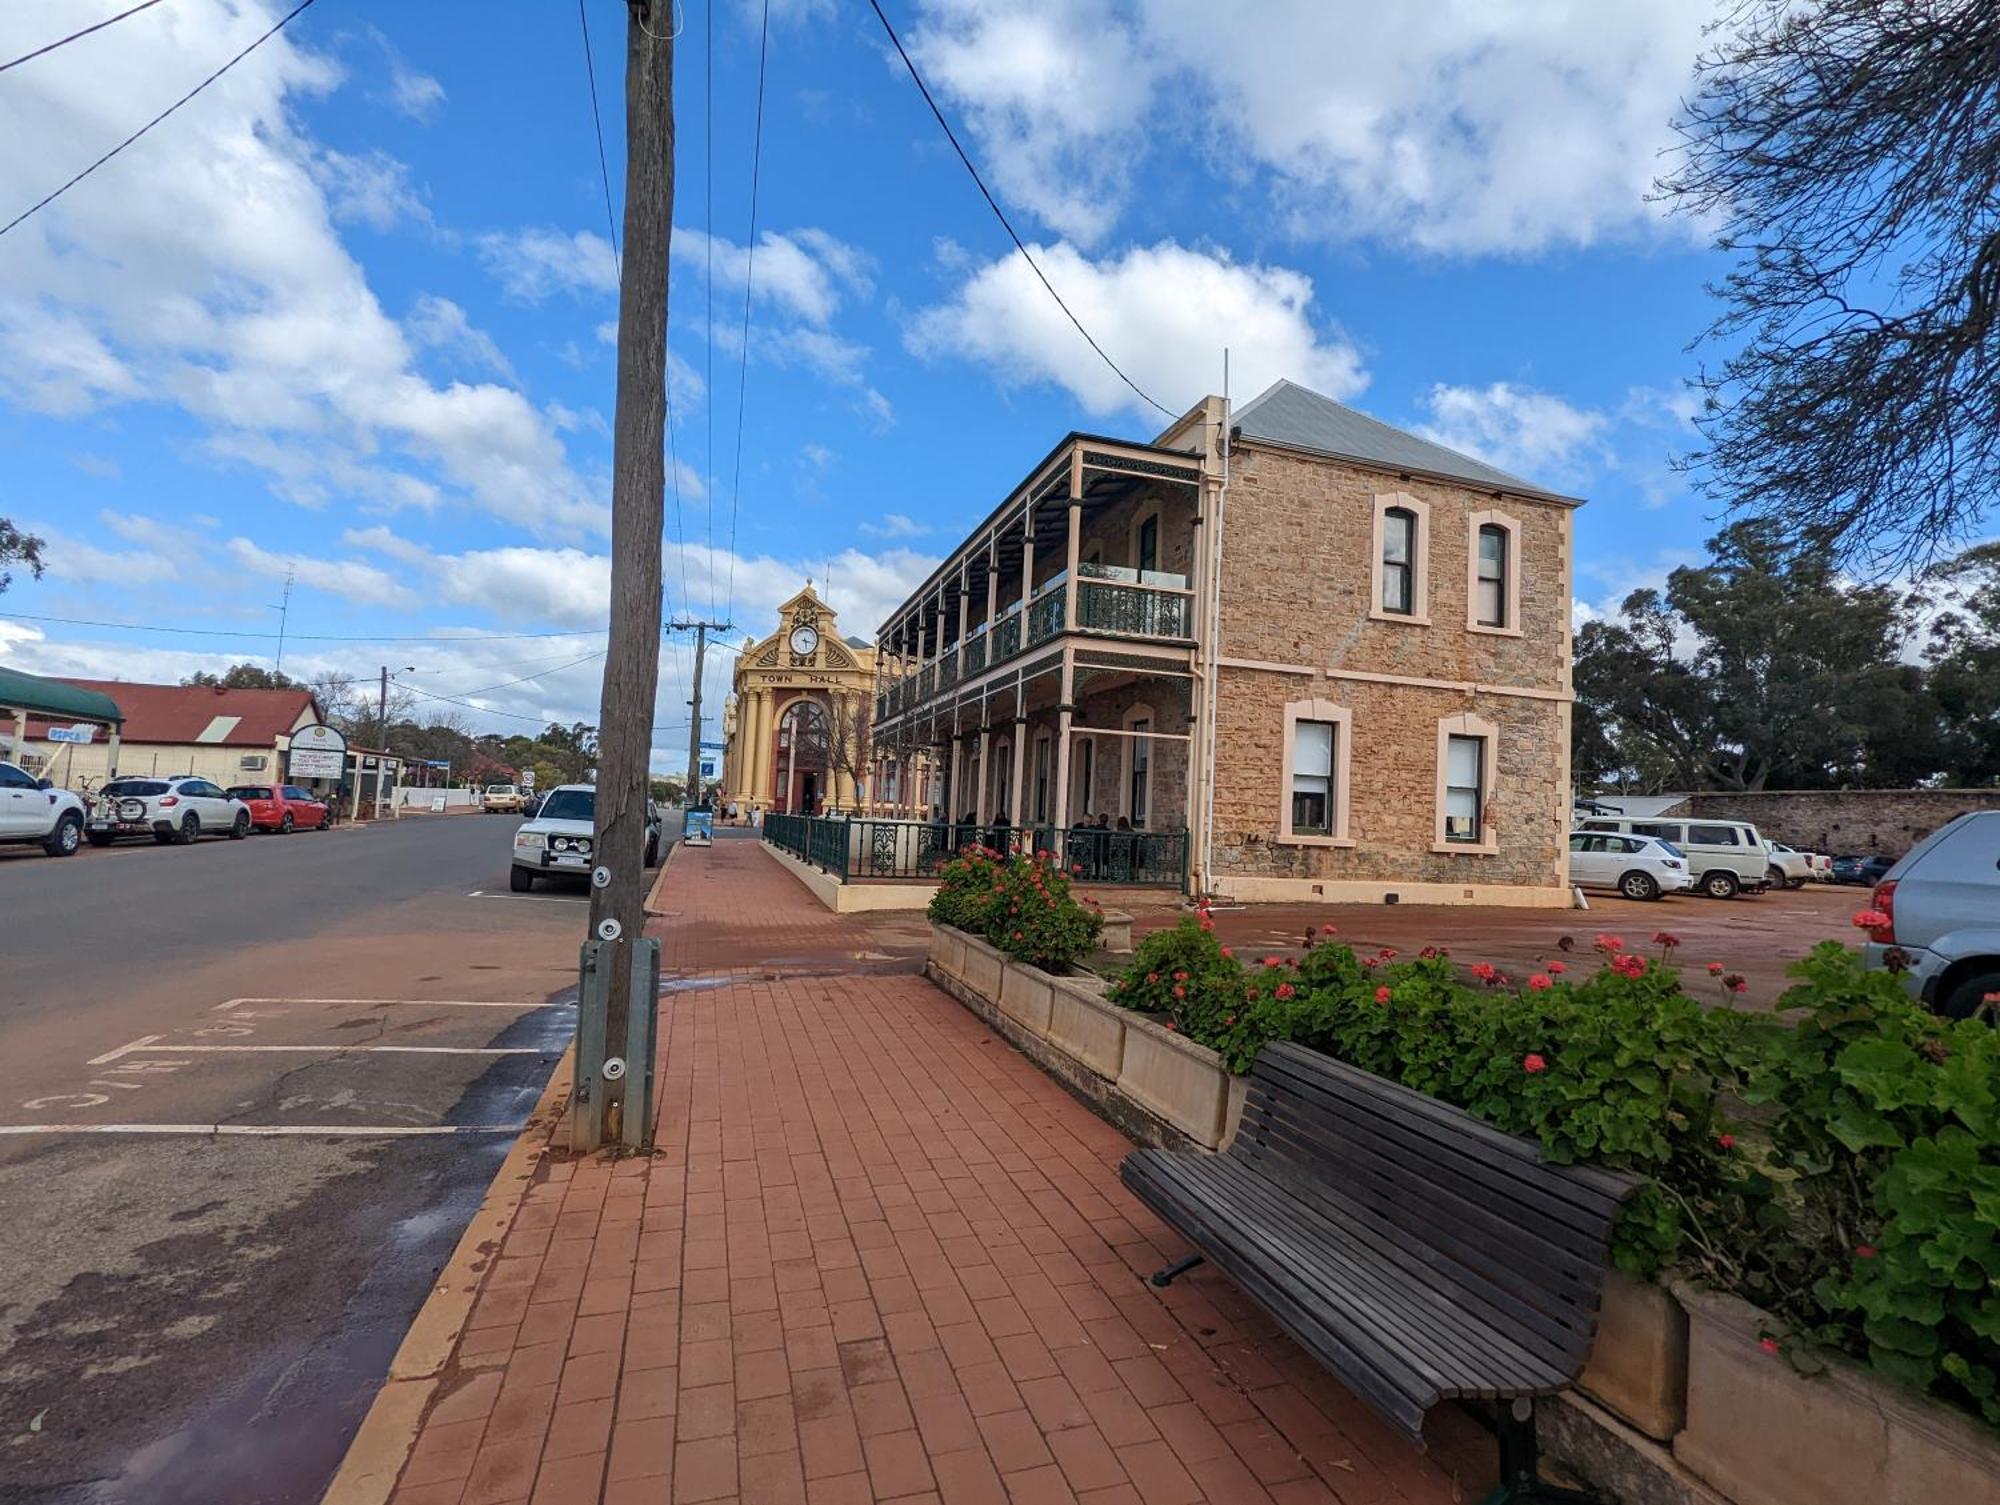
<box><xmin>0</xmin><ymin>0</ymin><xmax>1729</xmax><ymax>771</ymax></box>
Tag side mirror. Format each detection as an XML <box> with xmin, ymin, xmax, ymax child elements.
<box><xmin>36</xmin><ymin>777</ymin><xmax>53</xmax><ymax>791</ymax></box>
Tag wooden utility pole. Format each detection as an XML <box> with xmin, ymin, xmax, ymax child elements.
<box><xmin>671</xmin><ymin>617</ymin><xmax>732</xmax><ymax>805</ymax></box>
<box><xmin>578</xmin><ymin>0</ymin><xmax>672</xmax><ymax>1152</ymax></box>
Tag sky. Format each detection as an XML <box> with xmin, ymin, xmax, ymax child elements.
<box><xmin>0</xmin><ymin>0</ymin><xmax>1737</xmax><ymax>774</ymax></box>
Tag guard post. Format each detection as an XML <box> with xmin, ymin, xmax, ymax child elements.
<box><xmin>573</xmin><ymin>935</ymin><xmax>660</xmax><ymax>1150</ymax></box>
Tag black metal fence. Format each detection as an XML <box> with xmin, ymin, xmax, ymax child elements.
<box><xmin>761</xmin><ymin>814</ymin><xmax>1187</xmax><ymax>888</ymax></box>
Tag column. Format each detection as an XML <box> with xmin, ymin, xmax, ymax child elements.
<box><xmin>106</xmin><ymin>726</ymin><xmax>122</xmax><ymax>779</ymax></box>
<box><xmin>9</xmin><ymin>709</ymin><xmax>25</xmax><ymax>764</ymax></box>
<box><xmin>750</xmin><ymin>692</ymin><xmax>775</xmax><ymax>809</ymax></box>
<box><xmin>1052</xmin><ymin>652</ymin><xmax>1075</xmax><ymax>836</ymax></box>
<box><xmin>1020</xmin><ymin>507</ymin><xmax>1037</xmax><ymax>611</ymax></box>
<box><xmin>955</xmin><ymin>563</ymin><xmax>969</xmax><ymax>665</ymax></box>
<box><xmin>984</xmin><ymin>536</ymin><xmax>999</xmax><ymax>626</ymax></box>
<box><xmin>976</xmin><ymin>728</ymin><xmax>991</xmax><ymax>824</ymax></box>
<box><xmin>1064</xmin><ymin>493</ymin><xmax>1083</xmax><ymax>630</ymax></box>
<box><xmin>1008</xmin><ymin>716</ymin><xmax>1027</xmax><ymax>830</ymax></box>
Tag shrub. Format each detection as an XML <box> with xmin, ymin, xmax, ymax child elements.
<box><xmin>928</xmin><ymin>846</ymin><xmax>1102</xmax><ymax>970</ymax></box>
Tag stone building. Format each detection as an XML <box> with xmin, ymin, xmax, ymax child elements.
<box><xmin>869</xmin><ymin>379</ymin><xmax>1579</xmax><ymax>903</ymax></box>
<box><xmin>720</xmin><ymin>585</ymin><xmax>936</xmax><ymax>816</ymax></box>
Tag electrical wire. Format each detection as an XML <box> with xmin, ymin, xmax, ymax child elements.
<box><xmin>428</xmin><ymin>648</ymin><xmax>609</xmax><ymax>698</ymax></box>
<box><xmin>0</xmin><ymin>0</ymin><xmax>166</xmax><ymax>74</ymax></box>
<box><xmin>0</xmin><ymin>0</ymin><xmax>318</xmax><ymax>241</ymax></box>
<box><xmin>0</xmin><ymin>611</ymin><xmax>607</xmax><ymax>644</ymax></box>
<box><xmin>704</xmin><ymin>0</ymin><xmax>714</xmax><ymax>620</ymax></box>
<box><xmin>863</xmin><ymin>0</ymin><xmax>1172</xmax><ymax>421</ymax></box>
<box><xmin>724</xmin><ymin>0</ymin><xmax>770</xmax><ymax>627</ymax></box>
<box><xmin>577</xmin><ymin>0</ymin><xmax>620</xmax><ymax>265</ymax></box>
<box><xmin>390</xmin><ymin>678</ymin><xmax>563</xmax><ymax>725</ymax></box>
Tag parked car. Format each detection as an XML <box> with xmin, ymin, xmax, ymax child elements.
<box><xmin>1860</xmin><ymin>811</ymin><xmax>1999</xmax><ymax>1021</ymax></box>
<box><xmin>0</xmin><ymin>759</ymin><xmax>87</xmax><ymax>857</ymax></box>
<box><xmin>1761</xmin><ymin>840</ymin><xmax>1814</xmax><ymax>890</ymax></box>
<box><xmin>1573</xmin><ymin>817</ymin><xmax>1772</xmax><ymax>899</ymax></box>
<box><xmin>509</xmin><ymin>785</ymin><xmax>660</xmax><ymax>891</ymax></box>
<box><xmin>86</xmin><ymin>775</ymin><xmax>250</xmax><ymax>846</ymax></box>
<box><xmin>1772</xmin><ymin>843</ymin><xmax>1835</xmax><ymax>882</ymax></box>
<box><xmin>1566</xmin><ymin>831</ymin><xmax>1691</xmax><ymax>901</ymax></box>
<box><xmin>226</xmin><ymin>782</ymin><xmax>331</xmax><ymax>833</ymax></box>
<box><xmin>482</xmin><ymin>783</ymin><xmax>523</xmax><ymax>814</ymax></box>
<box><xmin>1832</xmin><ymin>853</ymin><xmax>1898</xmax><ymax>886</ymax></box>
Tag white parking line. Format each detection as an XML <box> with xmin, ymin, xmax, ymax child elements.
<box><xmin>0</xmin><ymin>1123</ymin><xmax>522</xmax><ymax>1137</ymax></box>
<box><xmin>215</xmin><ymin>997</ymin><xmax>546</xmax><ymax>1011</ymax></box>
<box><xmin>120</xmin><ymin>1044</ymin><xmax>543</xmax><ymax>1056</ymax></box>
<box><xmin>87</xmin><ymin>1035</ymin><xmax>166</xmax><ymax>1066</ymax></box>
<box><xmin>466</xmin><ymin>889</ymin><xmax>586</xmax><ymax>903</ymax></box>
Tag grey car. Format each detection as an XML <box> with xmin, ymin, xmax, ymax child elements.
<box><xmin>1862</xmin><ymin>810</ymin><xmax>2000</xmax><ymax>1021</ymax></box>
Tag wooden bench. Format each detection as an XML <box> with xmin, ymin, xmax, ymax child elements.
<box><xmin>1120</xmin><ymin>1041</ymin><xmax>1634</xmax><ymax>1504</ymax></box>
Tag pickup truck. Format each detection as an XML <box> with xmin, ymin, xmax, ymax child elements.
<box><xmin>0</xmin><ymin>759</ymin><xmax>86</xmax><ymax>857</ymax></box>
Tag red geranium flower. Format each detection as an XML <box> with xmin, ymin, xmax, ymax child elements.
<box><xmin>1855</xmin><ymin>1244</ymin><xmax>1878</xmax><ymax>1259</ymax></box>
<box><xmin>1219</xmin><ymin>945</ymin><xmax>1233</xmax><ymax>959</ymax></box>
<box><xmin>1522</xmin><ymin>1053</ymin><xmax>1547</xmax><ymax>1074</ymax></box>
<box><xmin>1375</xmin><ymin>985</ymin><xmax>1391</xmax><ymax>1004</ymax></box>
<box><xmin>1759</xmin><ymin>1337</ymin><xmax>1780</xmax><ymax>1356</ymax></box>
<box><xmin>1172</xmin><ymin>984</ymin><xmax>1186</xmax><ymax>999</ymax></box>
<box><xmin>1612</xmin><ymin>953</ymin><xmax>1645</xmax><ymax>978</ymax></box>
<box><xmin>1262</xmin><ymin>956</ymin><xmax>1282</xmax><ymax>968</ymax></box>
<box><xmin>1528</xmin><ymin>974</ymin><xmax>1552</xmax><ymax>992</ymax></box>
<box><xmin>1717</xmin><ymin>1134</ymin><xmax>1735</xmax><ymax>1150</ymax></box>
<box><xmin>1377</xmin><ymin>947</ymin><xmax>1398</xmax><ymax>960</ymax></box>
<box><xmin>1147</xmin><ymin>972</ymin><xmax>1159</xmax><ymax>984</ymax></box>
<box><xmin>1652</xmin><ymin>931</ymin><xmax>1680</xmax><ymax>949</ymax></box>
<box><xmin>1727</xmin><ymin>975</ymin><xmax>1749</xmax><ymax>994</ymax></box>
<box><xmin>1546</xmin><ymin>960</ymin><xmax>1566</xmax><ymax>974</ymax></box>
<box><xmin>1173</xmin><ymin>970</ymin><xmax>1189</xmax><ymax>982</ymax></box>
<box><xmin>1593</xmin><ymin>932</ymin><xmax>1625</xmax><ymax>953</ymax></box>
<box><xmin>1470</xmin><ymin>961</ymin><xmax>1498</xmax><ymax>983</ymax></box>
<box><xmin>1706</xmin><ymin>961</ymin><xmax>1724</xmax><ymax>976</ymax></box>
<box><xmin>1275</xmin><ymin>983</ymin><xmax>1296</xmax><ymax>1000</ymax></box>
<box><xmin>1321</xmin><ymin>923</ymin><xmax>1337</xmax><ymax>935</ymax></box>
<box><xmin>1013</xmin><ymin>930</ymin><xmax>1024</xmax><ymax>941</ymax></box>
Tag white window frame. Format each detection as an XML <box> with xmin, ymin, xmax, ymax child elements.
<box><xmin>1433</xmin><ymin>712</ymin><xmax>1499</xmax><ymax>854</ymax></box>
<box><xmin>1032</xmin><ymin>732</ymin><xmax>1051</xmax><ymax>824</ymax></box>
<box><xmin>1130</xmin><ymin>509</ymin><xmax>1161</xmax><ymax>578</ymax></box>
<box><xmin>1072</xmin><ymin>735</ymin><xmax>1095</xmax><ymax>821</ymax></box>
<box><xmin>1278</xmin><ymin>698</ymin><xmax>1354</xmax><ymax>847</ymax></box>
<box><xmin>990</xmin><ymin>737</ymin><xmax>1010</xmax><ymax>820</ymax></box>
<box><xmin>1370</xmin><ymin>491</ymin><xmax>1431</xmax><ymax>625</ymax></box>
<box><xmin>1121</xmin><ymin>703</ymin><xmax>1153</xmax><ymax>828</ymax></box>
<box><xmin>1467</xmin><ymin>509</ymin><xmax>1523</xmax><ymax>637</ymax></box>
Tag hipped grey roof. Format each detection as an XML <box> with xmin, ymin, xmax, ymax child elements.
<box><xmin>1229</xmin><ymin>380</ymin><xmax>1581</xmax><ymax>504</ymax></box>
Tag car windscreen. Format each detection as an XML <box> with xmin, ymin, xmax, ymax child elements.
<box><xmin>105</xmin><ymin>780</ymin><xmax>168</xmax><ymax>797</ymax></box>
<box><xmin>538</xmin><ymin>789</ymin><xmax>594</xmax><ymax>821</ymax></box>
<box><xmin>228</xmin><ymin>787</ymin><xmax>273</xmax><ymax>800</ymax></box>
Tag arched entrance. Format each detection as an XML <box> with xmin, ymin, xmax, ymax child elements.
<box><xmin>776</xmin><ymin>699</ymin><xmax>832</xmax><ymax>814</ymax></box>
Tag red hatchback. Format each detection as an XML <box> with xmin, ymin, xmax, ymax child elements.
<box><xmin>226</xmin><ymin>783</ymin><xmax>331</xmax><ymax>833</ymax></box>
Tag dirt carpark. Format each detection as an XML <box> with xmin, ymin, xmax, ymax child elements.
<box><xmin>1098</xmin><ymin>879</ymin><xmax>1866</xmax><ymax>1011</ymax></box>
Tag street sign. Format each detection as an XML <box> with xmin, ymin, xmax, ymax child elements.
<box><xmin>46</xmin><ymin>724</ymin><xmax>95</xmax><ymax>745</ymax></box>
<box><xmin>288</xmin><ymin>723</ymin><xmax>347</xmax><ymax>780</ymax></box>
<box><xmin>699</xmin><ymin>739</ymin><xmax>725</xmax><ymax>752</ymax></box>
<box><xmin>520</xmin><ymin>769</ymin><xmax>537</xmax><ymax>789</ymax></box>
<box><xmin>699</xmin><ymin>757</ymin><xmax>716</xmax><ymax>778</ymax></box>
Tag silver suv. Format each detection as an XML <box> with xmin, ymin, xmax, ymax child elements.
<box><xmin>87</xmin><ymin>775</ymin><xmax>251</xmax><ymax>847</ymax></box>
<box><xmin>1862</xmin><ymin>810</ymin><xmax>1999</xmax><ymax>1021</ymax></box>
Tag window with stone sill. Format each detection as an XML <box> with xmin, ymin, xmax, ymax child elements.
<box><xmin>1279</xmin><ymin>698</ymin><xmax>1352</xmax><ymax>844</ymax></box>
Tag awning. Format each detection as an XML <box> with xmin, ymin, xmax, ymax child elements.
<box><xmin>0</xmin><ymin>665</ymin><xmax>124</xmax><ymax>725</ymax></box>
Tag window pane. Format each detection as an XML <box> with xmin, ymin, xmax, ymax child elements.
<box><xmin>1382</xmin><ymin>561</ymin><xmax>1410</xmax><ymax>613</ymax></box>
<box><xmin>1383</xmin><ymin>510</ymin><xmax>1412</xmax><ymax>564</ymax></box>
<box><xmin>1446</xmin><ymin>734</ymin><xmax>1482</xmax><ymax>787</ymax></box>
<box><xmin>1477</xmin><ymin>576</ymin><xmax>1504</xmax><ymax>626</ymax></box>
<box><xmin>1479</xmin><ymin>525</ymin><xmax>1505</xmax><ymax>569</ymax></box>
<box><xmin>1291</xmin><ymin>784</ymin><xmax>1330</xmax><ymax>835</ymax></box>
<box><xmin>1444</xmin><ymin>734</ymin><xmax>1483</xmax><ymax>842</ymax></box>
<box><xmin>1689</xmin><ymin>824</ymin><xmax>1739</xmax><ymax>846</ymax></box>
<box><xmin>1293</xmin><ymin>720</ymin><xmax>1333</xmax><ymax>778</ymax></box>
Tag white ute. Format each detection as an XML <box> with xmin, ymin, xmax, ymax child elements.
<box><xmin>0</xmin><ymin>759</ymin><xmax>87</xmax><ymax>857</ymax></box>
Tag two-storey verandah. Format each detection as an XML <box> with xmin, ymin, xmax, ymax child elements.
<box><xmin>870</xmin><ymin>428</ymin><xmax>1220</xmax><ymax>885</ymax></box>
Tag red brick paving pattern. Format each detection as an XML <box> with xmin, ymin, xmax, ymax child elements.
<box><xmin>389</xmin><ymin>838</ymin><xmax>1490</xmax><ymax>1503</ymax></box>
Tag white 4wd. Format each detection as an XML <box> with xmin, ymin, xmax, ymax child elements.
<box><xmin>0</xmin><ymin>760</ymin><xmax>87</xmax><ymax>857</ymax></box>
<box><xmin>87</xmin><ymin>775</ymin><xmax>251</xmax><ymax>846</ymax></box>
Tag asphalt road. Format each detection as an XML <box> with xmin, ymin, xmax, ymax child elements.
<box><xmin>0</xmin><ymin>813</ymin><xmax>592</xmax><ymax>1505</ymax></box>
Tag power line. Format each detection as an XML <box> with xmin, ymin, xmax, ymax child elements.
<box><xmin>0</xmin><ymin>0</ymin><xmax>166</xmax><ymax>74</ymax></box>
<box><xmin>0</xmin><ymin>0</ymin><xmax>318</xmax><ymax>242</ymax></box>
<box><xmin>0</xmin><ymin>611</ymin><xmax>606</xmax><ymax>644</ymax></box>
<box><xmin>430</xmin><ymin>647</ymin><xmax>610</xmax><ymax>698</ymax></box>
<box><xmin>863</xmin><ymin>0</ymin><xmax>1173</xmax><ymax>421</ymax></box>
<box><xmin>576</xmin><ymin>0</ymin><xmax>621</xmax><ymax>264</ymax></box>
<box><xmin>391</xmin><ymin>678</ymin><xmax>561</xmax><ymax>725</ymax></box>
<box><xmin>724</xmin><ymin>0</ymin><xmax>771</xmax><ymax>627</ymax></box>
<box><xmin>705</xmin><ymin>0</ymin><xmax>715</xmax><ymax>620</ymax></box>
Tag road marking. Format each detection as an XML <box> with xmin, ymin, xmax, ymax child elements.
<box><xmin>215</xmin><ymin>997</ymin><xmax>547</xmax><ymax>1011</ymax></box>
<box><xmin>117</xmin><ymin>1044</ymin><xmax>545</xmax><ymax>1056</ymax></box>
<box><xmin>466</xmin><ymin>889</ymin><xmax>586</xmax><ymax>903</ymax></box>
<box><xmin>87</xmin><ymin>1035</ymin><xmax>166</xmax><ymax>1066</ymax></box>
<box><xmin>0</xmin><ymin>1123</ymin><xmax>523</xmax><ymax>1137</ymax></box>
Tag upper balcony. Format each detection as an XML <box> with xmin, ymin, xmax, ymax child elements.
<box><xmin>872</xmin><ymin>432</ymin><xmax>1210</xmax><ymax>731</ymax></box>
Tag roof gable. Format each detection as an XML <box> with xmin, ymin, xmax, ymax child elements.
<box><xmin>32</xmin><ymin>680</ymin><xmax>320</xmax><ymax>747</ymax></box>
<box><xmin>1231</xmin><ymin>379</ymin><xmax>1580</xmax><ymax>504</ymax></box>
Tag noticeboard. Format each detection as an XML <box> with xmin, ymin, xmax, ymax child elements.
<box><xmin>288</xmin><ymin>723</ymin><xmax>348</xmax><ymax>780</ymax></box>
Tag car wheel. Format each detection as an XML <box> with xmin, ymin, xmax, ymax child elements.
<box><xmin>318</xmin><ymin>812</ymin><xmax>331</xmax><ymax>830</ymax></box>
<box><xmin>230</xmin><ymin>810</ymin><xmax>250</xmax><ymax>840</ymax></box>
<box><xmin>1619</xmin><ymin>870</ymin><xmax>1659</xmax><ymax>901</ymax></box>
<box><xmin>509</xmin><ymin>865</ymin><xmax>536</xmax><ymax>893</ymax></box>
<box><xmin>1702</xmin><ymin>869</ymin><xmax>1740</xmax><ymax>900</ymax></box>
<box><xmin>1765</xmin><ymin>865</ymin><xmax>1789</xmax><ymax>891</ymax></box>
<box><xmin>1938</xmin><ymin>969</ymin><xmax>2000</xmax><ymax>1024</ymax></box>
<box><xmin>87</xmin><ymin>832</ymin><xmax>115</xmax><ymax>848</ymax></box>
<box><xmin>44</xmin><ymin>813</ymin><xmax>82</xmax><ymax>857</ymax></box>
<box><xmin>280</xmin><ymin>813</ymin><xmax>294</xmax><ymax>834</ymax></box>
<box><xmin>176</xmin><ymin>813</ymin><xmax>201</xmax><ymax>846</ymax></box>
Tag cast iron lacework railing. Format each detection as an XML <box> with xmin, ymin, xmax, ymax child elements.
<box><xmin>918</xmin><ymin>663</ymin><xmax>936</xmax><ymax>699</ymax></box>
<box><xmin>1078</xmin><ymin>579</ymin><xmax>1193</xmax><ymax>638</ymax></box>
<box><xmin>760</xmin><ymin>816</ymin><xmax>1185</xmax><ymax>887</ymax></box>
<box><xmin>938</xmin><ymin>647</ymin><xmax>959</xmax><ymax>690</ymax></box>
<box><xmin>1027</xmin><ymin>589</ymin><xmax>1064</xmax><ymax>645</ymax></box>
<box><xmin>992</xmin><ymin>611</ymin><xmax>1022</xmax><ymax>664</ymax></box>
<box><xmin>961</xmin><ymin>633</ymin><xmax>987</xmax><ymax>677</ymax></box>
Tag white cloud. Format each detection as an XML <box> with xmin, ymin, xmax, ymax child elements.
<box><xmin>225</xmin><ymin>536</ymin><xmax>418</xmax><ymax>608</ymax></box>
<box><xmin>673</xmin><ymin>226</ymin><xmax>874</xmax><ymax>327</ymax></box>
<box><xmin>1416</xmin><ymin>382</ymin><xmax>1610</xmax><ymax>486</ymax></box>
<box><xmin>477</xmin><ymin>227</ymin><xmax>619</xmax><ymax>302</ymax></box>
<box><xmin>407</xmin><ymin>295</ymin><xmax>515</xmax><ymax>380</ymax></box>
<box><xmin>0</xmin><ymin>0</ymin><xmax>601</xmax><ymax>538</ymax></box>
<box><xmin>313</xmin><ymin>148</ymin><xmax>429</xmax><ymax>231</ymax></box>
<box><xmin>908</xmin><ymin>0</ymin><xmax>1713</xmax><ymax>256</ymax></box>
<box><xmin>861</xmin><ymin>513</ymin><xmax>928</xmax><ymax>540</ymax></box>
<box><xmin>909</xmin><ymin>239</ymin><xmax>1365</xmax><ymax>421</ymax></box>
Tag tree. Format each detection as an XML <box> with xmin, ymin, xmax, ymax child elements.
<box><xmin>183</xmin><ymin>663</ymin><xmax>301</xmax><ymax>690</ymax></box>
<box><xmin>1920</xmin><ymin>542</ymin><xmax>2000</xmax><ymax>784</ymax></box>
<box><xmin>1574</xmin><ymin>523</ymin><xmax>1951</xmax><ymax>791</ymax></box>
<box><xmin>1664</xmin><ymin>1</ymin><xmax>2000</xmax><ymax>568</ymax></box>
<box><xmin>0</xmin><ymin>519</ymin><xmax>47</xmax><ymax>594</ymax></box>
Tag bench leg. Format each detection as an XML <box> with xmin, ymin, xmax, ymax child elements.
<box><xmin>1148</xmin><ymin>1254</ymin><xmax>1205</xmax><ymax>1288</ymax></box>
<box><xmin>1481</xmin><ymin>1399</ymin><xmax>1599</xmax><ymax>1505</ymax></box>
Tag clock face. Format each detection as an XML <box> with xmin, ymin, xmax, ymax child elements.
<box><xmin>789</xmin><ymin>624</ymin><xmax>819</xmax><ymax>656</ymax></box>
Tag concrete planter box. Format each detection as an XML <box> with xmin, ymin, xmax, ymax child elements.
<box><xmin>1671</xmin><ymin>1282</ymin><xmax>2000</xmax><ymax>1505</ymax></box>
<box><xmin>960</xmin><ymin>931</ymin><xmax>1005</xmax><ymax>1004</ymax></box>
<box><xmin>1046</xmin><ymin>975</ymin><xmax>1126</xmax><ymax>1080</ymax></box>
<box><xmin>997</xmin><ymin>962</ymin><xmax>1056</xmax><ymax>1037</ymax></box>
<box><xmin>1098</xmin><ymin>909</ymin><xmax>1133</xmax><ymax>953</ymax></box>
<box><xmin>931</xmin><ymin>924</ymin><xmax>967</xmax><ymax>984</ymax></box>
<box><xmin>1116</xmin><ymin>1013</ymin><xmax>1231</xmax><ymax>1149</ymax></box>
<box><xmin>1578</xmin><ymin>1270</ymin><xmax>1688</xmax><ymax>1441</ymax></box>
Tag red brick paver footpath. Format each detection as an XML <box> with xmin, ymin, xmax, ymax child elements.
<box><xmin>387</xmin><ymin>839</ymin><xmax>1490</xmax><ymax>1504</ymax></box>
